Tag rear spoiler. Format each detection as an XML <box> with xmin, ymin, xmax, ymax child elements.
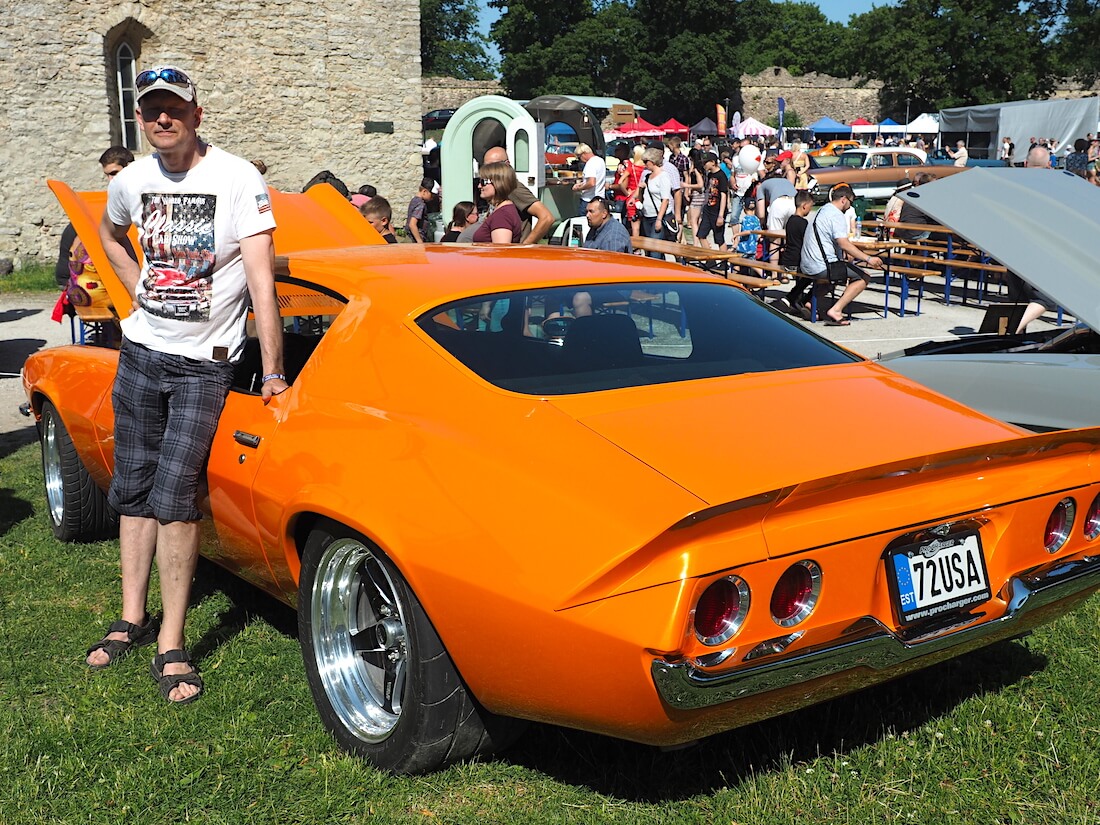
<box><xmin>563</xmin><ymin>426</ymin><xmax>1100</xmax><ymax>607</ymax></box>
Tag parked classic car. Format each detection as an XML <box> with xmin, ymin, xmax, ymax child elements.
<box><xmin>927</xmin><ymin>148</ymin><xmax>1006</xmax><ymax>168</ymax></box>
<box><xmin>21</xmin><ymin>182</ymin><xmax>1100</xmax><ymax>774</ymax></box>
<box><xmin>810</xmin><ymin>147</ymin><xmax>967</xmax><ymax>203</ymax></box>
<box><xmin>882</xmin><ymin>167</ymin><xmax>1100</xmax><ymax>431</ymax></box>
<box><xmin>808</xmin><ymin>139</ymin><xmax>861</xmax><ymax>157</ymax></box>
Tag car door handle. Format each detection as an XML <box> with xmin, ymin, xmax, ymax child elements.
<box><xmin>233</xmin><ymin>430</ymin><xmax>262</xmax><ymax>448</ymax></box>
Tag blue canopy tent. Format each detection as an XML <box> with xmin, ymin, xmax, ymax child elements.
<box><xmin>808</xmin><ymin>116</ymin><xmax>851</xmax><ymax>135</ymax></box>
<box><xmin>877</xmin><ymin>117</ymin><xmax>906</xmax><ymax>134</ymax></box>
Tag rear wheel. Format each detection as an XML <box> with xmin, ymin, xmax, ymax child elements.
<box><xmin>39</xmin><ymin>400</ymin><xmax>118</xmax><ymax>542</ymax></box>
<box><xmin>297</xmin><ymin>519</ymin><xmax>524</xmax><ymax>774</ymax></box>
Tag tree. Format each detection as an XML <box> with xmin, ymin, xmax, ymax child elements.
<box><xmin>734</xmin><ymin>0</ymin><xmax>849</xmax><ymax>77</ymax></box>
<box><xmin>421</xmin><ymin>0</ymin><xmax>495</xmax><ymax>80</ymax></box>
<box><xmin>1054</xmin><ymin>0</ymin><xmax>1100</xmax><ymax>85</ymax></box>
<box><xmin>845</xmin><ymin>0</ymin><xmax>1061</xmax><ymax>117</ymax></box>
<box><xmin>489</xmin><ymin>0</ymin><xmax>596</xmax><ymax>96</ymax></box>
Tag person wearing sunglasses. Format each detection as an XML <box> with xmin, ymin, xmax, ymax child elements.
<box><xmin>472</xmin><ymin>162</ymin><xmax>523</xmax><ymax>244</ymax></box>
<box><xmin>89</xmin><ymin>66</ymin><xmax>286</xmax><ymax>707</ymax></box>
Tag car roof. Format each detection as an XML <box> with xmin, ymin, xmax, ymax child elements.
<box><xmin>278</xmin><ymin>243</ymin><xmax>725</xmax><ymax>315</ymax></box>
<box><xmin>898</xmin><ymin>168</ymin><xmax>1100</xmax><ymax>331</ymax></box>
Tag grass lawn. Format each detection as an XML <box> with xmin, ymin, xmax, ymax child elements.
<box><xmin>1</xmin><ymin>439</ymin><xmax>1098</xmax><ymax>824</ymax></box>
<box><xmin>0</xmin><ymin>263</ymin><xmax>58</xmax><ymax>294</ymax></box>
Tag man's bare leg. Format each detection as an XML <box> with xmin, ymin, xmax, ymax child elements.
<box><xmin>826</xmin><ymin>279</ymin><xmax>868</xmax><ymax>323</ymax></box>
<box><xmin>1015</xmin><ymin>301</ymin><xmax>1047</xmax><ymax>334</ymax></box>
<box><xmin>155</xmin><ymin>519</ymin><xmax>203</xmax><ymax>702</ymax></box>
<box><xmin>86</xmin><ymin>515</ymin><xmax>157</xmax><ymax>667</ymax></box>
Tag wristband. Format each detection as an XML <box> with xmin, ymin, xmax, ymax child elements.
<box><xmin>262</xmin><ymin>373</ymin><xmax>287</xmax><ymax>384</ymax></box>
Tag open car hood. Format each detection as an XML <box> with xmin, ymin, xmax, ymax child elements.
<box><xmin>898</xmin><ymin>168</ymin><xmax>1100</xmax><ymax>332</ymax></box>
<box><xmin>47</xmin><ymin>179</ymin><xmax>382</xmax><ymax>320</ymax></box>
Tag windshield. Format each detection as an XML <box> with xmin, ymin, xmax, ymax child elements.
<box><xmin>837</xmin><ymin>153</ymin><xmax>867</xmax><ymax>168</ymax></box>
<box><xmin>417</xmin><ymin>281</ymin><xmax>858</xmax><ymax>395</ymax></box>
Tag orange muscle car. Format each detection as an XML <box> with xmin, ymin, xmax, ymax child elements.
<box><xmin>21</xmin><ymin>184</ymin><xmax>1100</xmax><ymax>774</ymax></box>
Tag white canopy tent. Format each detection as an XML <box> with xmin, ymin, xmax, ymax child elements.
<box><xmin>905</xmin><ymin>112</ymin><xmax>941</xmax><ymax>134</ymax></box>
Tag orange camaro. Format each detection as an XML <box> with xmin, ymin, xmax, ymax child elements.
<box><xmin>21</xmin><ymin>184</ymin><xmax>1100</xmax><ymax>774</ymax></box>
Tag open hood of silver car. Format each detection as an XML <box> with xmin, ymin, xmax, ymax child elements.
<box><xmin>899</xmin><ymin>168</ymin><xmax>1100</xmax><ymax>332</ymax></box>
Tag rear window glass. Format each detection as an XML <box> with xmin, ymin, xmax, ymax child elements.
<box><xmin>416</xmin><ymin>282</ymin><xmax>858</xmax><ymax>395</ymax></box>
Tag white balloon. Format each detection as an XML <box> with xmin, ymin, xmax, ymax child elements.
<box><xmin>738</xmin><ymin>145</ymin><xmax>762</xmax><ymax>175</ymax></box>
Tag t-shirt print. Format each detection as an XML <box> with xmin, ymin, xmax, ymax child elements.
<box><xmin>139</xmin><ymin>192</ymin><xmax>216</xmax><ymax>323</ymax></box>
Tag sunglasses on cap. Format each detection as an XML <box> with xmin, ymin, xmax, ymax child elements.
<box><xmin>136</xmin><ymin>67</ymin><xmax>193</xmax><ymax>91</ymax></box>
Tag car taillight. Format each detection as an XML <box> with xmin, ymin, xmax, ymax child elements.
<box><xmin>693</xmin><ymin>576</ymin><xmax>750</xmax><ymax>645</ymax></box>
<box><xmin>770</xmin><ymin>560</ymin><xmax>821</xmax><ymax>627</ymax></box>
<box><xmin>1085</xmin><ymin>493</ymin><xmax>1100</xmax><ymax>541</ymax></box>
<box><xmin>1044</xmin><ymin>498</ymin><xmax>1075</xmax><ymax>553</ymax></box>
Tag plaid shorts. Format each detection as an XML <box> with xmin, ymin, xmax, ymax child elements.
<box><xmin>108</xmin><ymin>340</ymin><xmax>234</xmax><ymax>523</ymax></box>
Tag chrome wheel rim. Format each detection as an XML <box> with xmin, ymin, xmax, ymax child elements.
<box><xmin>311</xmin><ymin>537</ymin><xmax>408</xmax><ymax>743</ymax></box>
<box><xmin>42</xmin><ymin>413</ymin><xmax>65</xmax><ymax>527</ymax></box>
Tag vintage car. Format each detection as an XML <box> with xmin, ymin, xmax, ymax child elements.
<box><xmin>810</xmin><ymin>147</ymin><xmax>967</xmax><ymax>204</ymax></box>
<box><xmin>927</xmin><ymin>147</ymin><xmax>1006</xmax><ymax>168</ymax></box>
<box><xmin>882</xmin><ymin>168</ymin><xmax>1100</xmax><ymax>431</ymax></box>
<box><xmin>808</xmin><ymin>139</ymin><xmax>861</xmax><ymax>158</ymax></box>
<box><xmin>21</xmin><ymin>182</ymin><xmax>1100</xmax><ymax>775</ymax></box>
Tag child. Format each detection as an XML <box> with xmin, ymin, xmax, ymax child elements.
<box><xmin>361</xmin><ymin>196</ymin><xmax>398</xmax><ymax>244</ymax></box>
<box><xmin>779</xmin><ymin>192</ymin><xmax>815</xmax><ymax>305</ymax></box>
<box><xmin>406</xmin><ymin>177</ymin><xmax>435</xmax><ymax>242</ymax></box>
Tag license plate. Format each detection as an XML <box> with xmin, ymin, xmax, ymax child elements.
<box><xmin>888</xmin><ymin>531</ymin><xmax>991</xmax><ymax>625</ymax></box>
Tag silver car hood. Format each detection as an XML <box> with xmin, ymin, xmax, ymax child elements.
<box><xmin>899</xmin><ymin>168</ymin><xmax>1100</xmax><ymax>331</ymax></box>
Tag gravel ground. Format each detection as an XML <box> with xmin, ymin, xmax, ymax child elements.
<box><xmin>0</xmin><ymin>275</ymin><xmax>1065</xmax><ymax>460</ymax></box>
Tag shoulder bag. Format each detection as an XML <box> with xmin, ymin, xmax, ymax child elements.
<box><xmin>812</xmin><ymin>210</ymin><xmax>856</xmax><ymax>281</ymax></box>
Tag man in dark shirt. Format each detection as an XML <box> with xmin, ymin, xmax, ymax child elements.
<box><xmin>696</xmin><ymin>153</ymin><xmax>728</xmax><ymax>249</ymax></box>
<box><xmin>582</xmin><ymin>197</ymin><xmax>632</xmax><ymax>253</ymax></box>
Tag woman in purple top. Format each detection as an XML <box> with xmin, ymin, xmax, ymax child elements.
<box><xmin>473</xmin><ymin>162</ymin><xmax>523</xmax><ymax>243</ymax></box>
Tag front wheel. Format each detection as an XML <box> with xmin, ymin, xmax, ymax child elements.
<box><xmin>39</xmin><ymin>400</ymin><xmax>118</xmax><ymax>542</ymax></box>
<box><xmin>297</xmin><ymin>519</ymin><xmax>524</xmax><ymax>774</ymax></box>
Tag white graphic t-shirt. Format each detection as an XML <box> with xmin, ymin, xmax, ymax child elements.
<box><xmin>106</xmin><ymin>145</ymin><xmax>277</xmax><ymax>361</ymax></box>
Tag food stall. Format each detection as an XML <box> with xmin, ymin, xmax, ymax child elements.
<box><xmin>440</xmin><ymin>95</ymin><xmax>608</xmax><ymax>239</ymax></box>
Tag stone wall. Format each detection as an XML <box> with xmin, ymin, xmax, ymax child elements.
<box><xmin>739</xmin><ymin>66</ymin><xmax>884</xmax><ymax>125</ymax></box>
<box><xmin>422</xmin><ymin>76</ymin><xmax>503</xmax><ymax>111</ymax></box>
<box><xmin>0</xmin><ymin>0</ymin><xmax>422</xmax><ymax>268</ymax></box>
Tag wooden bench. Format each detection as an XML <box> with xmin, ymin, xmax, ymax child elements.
<box><xmin>72</xmin><ymin>304</ymin><xmax>118</xmax><ymax>346</ymax></box>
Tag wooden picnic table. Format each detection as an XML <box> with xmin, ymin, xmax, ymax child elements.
<box><xmin>631</xmin><ymin>236</ymin><xmax>781</xmax><ymax>289</ymax></box>
<box><xmin>871</xmin><ymin>220</ymin><xmax>1006</xmax><ymax>304</ymax></box>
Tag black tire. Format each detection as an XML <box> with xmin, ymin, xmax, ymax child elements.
<box><xmin>297</xmin><ymin>519</ymin><xmax>524</xmax><ymax>774</ymax></box>
<box><xmin>39</xmin><ymin>400</ymin><xmax>119</xmax><ymax>542</ymax></box>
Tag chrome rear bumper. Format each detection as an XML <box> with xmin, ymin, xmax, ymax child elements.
<box><xmin>652</xmin><ymin>555</ymin><xmax>1100</xmax><ymax>711</ymax></box>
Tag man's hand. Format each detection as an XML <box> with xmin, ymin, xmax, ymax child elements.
<box><xmin>262</xmin><ymin>376</ymin><xmax>289</xmax><ymax>404</ymax></box>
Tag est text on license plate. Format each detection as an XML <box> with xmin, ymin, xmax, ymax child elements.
<box><xmin>889</xmin><ymin>531</ymin><xmax>991</xmax><ymax>624</ymax></box>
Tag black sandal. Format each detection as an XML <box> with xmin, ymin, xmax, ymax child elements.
<box><xmin>86</xmin><ymin>615</ymin><xmax>159</xmax><ymax>669</ymax></box>
<box><xmin>150</xmin><ymin>649</ymin><xmax>203</xmax><ymax>705</ymax></box>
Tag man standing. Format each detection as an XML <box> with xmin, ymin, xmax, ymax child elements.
<box><xmin>800</xmin><ymin>184</ymin><xmax>884</xmax><ymax>325</ymax></box>
<box><xmin>582</xmin><ymin>197</ymin><xmax>632</xmax><ymax>253</ymax></box>
<box><xmin>571</xmin><ymin>143</ymin><xmax>606</xmax><ymax>213</ymax></box>
<box><xmin>947</xmin><ymin>140</ymin><xmax>969</xmax><ymax>167</ymax></box>
<box><xmin>1009</xmin><ymin>146</ymin><xmax>1058</xmax><ymax>333</ymax></box>
<box><xmin>90</xmin><ymin>66</ymin><xmax>286</xmax><ymax>704</ymax></box>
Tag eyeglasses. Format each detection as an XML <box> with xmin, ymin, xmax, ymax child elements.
<box><xmin>136</xmin><ymin>67</ymin><xmax>194</xmax><ymax>91</ymax></box>
<box><xmin>478</xmin><ymin>178</ymin><xmax>494</xmax><ymax>187</ymax></box>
